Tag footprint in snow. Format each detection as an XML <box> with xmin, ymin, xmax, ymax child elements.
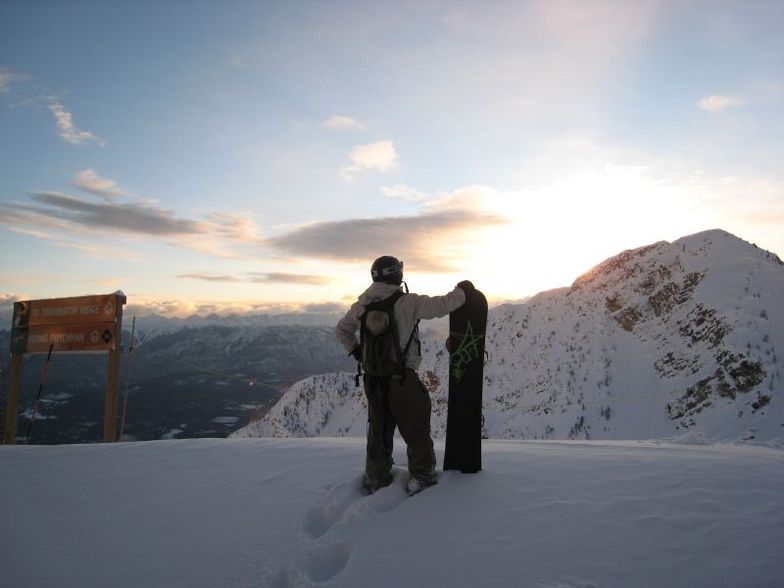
<box><xmin>302</xmin><ymin>541</ymin><xmax>353</xmax><ymax>583</ymax></box>
<box><xmin>364</xmin><ymin>470</ymin><xmax>409</xmax><ymax>513</ymax></box>
<box><xmin>280</xmin><ymin>468</ymin><xmax>412</xmax><ymax>586</ymax></box>
<box><xmin>302</xmin><ymin>467</ymin><xmax>411</xmax><ymax>538</ymax></box>
<box><xmin>267</xmin><ymin>541</ymin><xmax>353</xmax><ymax>587</ymax></box>
<box><xmin>264</xmin><ymin>567</ymin><xmax>292</xmax><ymax>588</ymax></box>
<box><xmin>302</xmin><ymin>478</ymin><xmax>362</xmax><ymax>539</ymax></box>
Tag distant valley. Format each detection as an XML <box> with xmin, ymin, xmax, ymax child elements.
<box><xmin>0</xmin><ymin>318</ymin><xmax>353</xmax><ymax>444</ymax></box>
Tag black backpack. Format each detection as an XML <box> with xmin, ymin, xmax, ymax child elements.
<box><xmin>358</xmin><ymin>291</ymin><xmax>418</xmax><ymax>379</ymax></box>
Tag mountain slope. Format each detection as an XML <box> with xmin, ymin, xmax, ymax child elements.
<box><xmin>234</xmin><ymin>229</ymin><xmax>784</xmax><ymax>443</ymax></box>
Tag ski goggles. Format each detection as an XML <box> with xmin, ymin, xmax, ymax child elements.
<box><xmin>372</xmin><ymin>259</ymin><xmax>404</xmax><ymax>279</ymax></box>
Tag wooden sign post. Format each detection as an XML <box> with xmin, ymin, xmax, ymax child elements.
<box><xmin>4</xmin><ymin>292</ymin><xmax>126</xmax><ymax>444</ymax></box>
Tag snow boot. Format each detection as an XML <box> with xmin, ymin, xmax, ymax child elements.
<box><xmin>361</xmin><ymin>473</ymin><xmax>393</xmax><ymax>495</ymax></box>
<box><xmin>406</xmin><ymin>475</ymin><xmax>437</xmax><ymax>496</ymax></box>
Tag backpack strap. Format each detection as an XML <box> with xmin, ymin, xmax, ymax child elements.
<box><xmin>388</xmin><ymin>289</ymin><xmax>406</xmax><ymax>306</ymax></box>
<box><xmin>400</xmin><ymin>319</ymin><xmax>420</xmax><ymax>364</ymax></box>
<box><xmin>381</xmin><ymin>290</ymin><xmax>420</xmax><ymax>369</ymax></box>
<box><xmin>396</xmin><ymin>318</ymin><xmax>420</xmax><ymax>385</ymax></box>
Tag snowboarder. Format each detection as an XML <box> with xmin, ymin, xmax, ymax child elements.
<box><xmin>336</xmin><ymin>255</ymin><xmax>473</xmax><ymax>495</ymax></box>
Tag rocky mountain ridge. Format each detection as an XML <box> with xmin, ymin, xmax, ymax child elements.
<box><xmin>233</xmin><ymin>229</ymin><xmax>784</xmax><ymax>443</ymax></box>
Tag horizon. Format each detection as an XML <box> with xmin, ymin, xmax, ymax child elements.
<box><xmin>0</xmin><ymin>226</ymin><xmax>776</xmax><ymax>321</ymax></box>
<box><xmin>2</xmin><ymin>1</ymin><xmax>782</xmax><ymax>316</ymax></box>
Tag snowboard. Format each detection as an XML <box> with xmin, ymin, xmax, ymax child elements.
<box><xmin>443</xmin><ymin>287</ymin><xmax>487</xmax><ymax>473</ymax></box>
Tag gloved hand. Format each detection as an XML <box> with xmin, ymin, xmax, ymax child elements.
<box><xmin>349</xmin><ymin>345</ymin><xmax>362</xmax><ymax>362</ymax></box>
<box><xmin>457</xmin><ymin>280</ymin><xmax>475</xmax><ymax>294</ymax></box>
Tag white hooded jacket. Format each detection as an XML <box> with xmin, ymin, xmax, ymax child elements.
<box><xmin>336</xmin><ymin>282</ymin><xmax>466</xmax><ymax>371</ymax></box>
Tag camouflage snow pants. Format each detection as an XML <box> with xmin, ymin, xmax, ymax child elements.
<box><xmin>363</xmin><ymin>369</ymin><xmax>437</xmax><ymax>491</ymax></box>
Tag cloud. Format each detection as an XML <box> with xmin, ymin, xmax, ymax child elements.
<box><xmin>123</xmin><ymin>296</ymin><xmax>344</xmax><ymax>318</ymax></box>
<box><xmin>697</xmin><ymin>94</ymin><xmax>742</xmax><ymax>113</ymax></box>
<box><xmin>1</xmin><ymin>203</ymin><xmax>89</xmax><ymax>237</ymax></box>
<box><xmin>424</xmin><ymin>185</ymin><xmax>504</xmax><ymax>213</ymax></box>
<box><xmin>70</xmin><ymin>169</ymin><xmax>131</xmax><ymax>201</ymax></box>
<box><xmin>302</xmin><ymin>302</ymin><xmax>346</xmax><ymax>313</ymax></box>
<box><xmin>4</xmin><ymin>222</ymin><xmax>141</xmax><ymax>260</ymax></box>
<box><xmin>340</xmin><ymin>140</ymin><xmax>398</xmax><ymax>180</ymax></box>
<box><xmin>0</xmin><ymin>68</ymin><xmax>28</xmax><ymax>95</ymax></box>
<box><xmin>125</xmin><ymin>298</ymin><xmax>204</xmax><ymax>318</ymax></box>
<box><xmin>6</xmin><ymin>225</ymin><xmax>58</xmax><ymax>240</ymax></box>
<box><xmin>205</xmin><ymin>212</ymin><xmax>262</xmax><ymax>243</ymax></box>
<box><xmin>1</xmin><ymin>191</ymin><xmax>224</xmax><ymax>261</ymax></box>
<box><xmin>0</xmin><ymin>293</ymin><xmax>26</xmax><ymax>322</ymax></box>
<box><xmin>178</xmin><ymin>272</ymin><xmax>330</xmax><ymax>285</ymax></box>
<box><xmin>0</xmin><ymin>292</ymin><xmax>24</xmax><ymax>306</ymax></box>
<box><xmin>48</xmin><ymin>101</ymin><xmax>105</xmax><ymax>146</ymax></box>
<box><xmin>26</xmin><ymin>191</ymin><xmax>203</xmax><ymax>235</ymax></box>
<box><xmin>178</xmin><ymin>273</ymin><xmax>243</xmax><ymax>282</ymax></box>
<box><xmin>0</xmin><ymin>71</ymin><xmax>12</xmax><ymax>94</ymax></box>
<box><xmin>266</xmin><ymin>207</ymin><xmax>507</xmax><ymax>272</ymax></box>
<box><xmin>320</xmin><ymin>115</ymin><xmax>365</xmax><ymax>131</ymax></box>
<box><xmin>0</xmin><ymin>171</ymin><xmax>268</xmax><ymax>260</ymax></box>
<box><xmin>247</xmin><ymin>272</ymin><xmax>330</xmax><ymax>285</ymax></box>
<box><xmin>381</xmin><ymin>184</ymin><xmax>428</xmax><ymax>202</ymax></box>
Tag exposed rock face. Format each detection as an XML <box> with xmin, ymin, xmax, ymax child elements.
<box><xmin>235</xmin><ymin>229</ymin><xmax>784</xmax><ymax>443</ymax></box>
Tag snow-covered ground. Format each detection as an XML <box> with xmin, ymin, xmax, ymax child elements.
<box><xmin>1</xmin><ymin>437</ymin><xmax>782</xmax><ymax>587</ymax></box>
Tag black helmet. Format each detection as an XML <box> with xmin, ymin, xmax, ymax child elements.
<box><xmin>371</xmin><ymin>256</ymin><xmax>404</xmax><ymax>284</ymax></box>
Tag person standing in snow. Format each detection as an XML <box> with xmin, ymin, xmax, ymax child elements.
<box><xmin>336</xmin><ymin>255</ymin><xmax>473</xmax><ymax>495</ymax></box>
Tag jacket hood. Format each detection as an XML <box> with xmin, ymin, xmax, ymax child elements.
<box><xmin>357</xmin><ymin>282</ymin><xmax>402</xmax><ymax>305</ymax></box>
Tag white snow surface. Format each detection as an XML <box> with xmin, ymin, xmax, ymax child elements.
<box><xmin>1</xmin><ymin>437</ymin><xmax>782</xmax><ymax>588</ymax></box>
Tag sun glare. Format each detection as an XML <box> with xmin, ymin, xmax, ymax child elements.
<box><xmin>459</xmin><ymin>164</ymin><xmax>705</xmax><ymax>300</ymax></box>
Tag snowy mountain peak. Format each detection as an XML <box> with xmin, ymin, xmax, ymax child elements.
<box><xmin>570</xmin><ymin>229</ymin><xmax>775</xmax><ymax>294</ymax></box>
<box><xmin>234</xmin><ymin>230</ymin><xmax>783</xmax><ymax>444</ymax></box>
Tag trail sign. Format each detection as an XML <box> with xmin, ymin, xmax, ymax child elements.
<box><xmin>5</xmin><ymin>292</ymin><xmax>126</xmax><ymax>444</ymax></box>
<box><xmin>12</xmin><ymin>294</ymin><xmax>122</xmax><ymax>354</ymax></box>
<box><xmin>12</xmin><ymin>322</ymin><xmax>118</xmax><ymax>353</ymax></box>
<box><xmin>13</xmin><ymin>294</ymin><xmax>119</xmax><ymax>328</ymax></box>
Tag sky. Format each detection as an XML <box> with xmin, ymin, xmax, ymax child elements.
<box><xmin>1</xmin><ymin>0</ymin><xmax>782</xmax><ymax>317</ymax></box>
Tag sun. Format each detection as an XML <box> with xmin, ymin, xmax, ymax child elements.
<box><xmin>458</xmin><ymin>165</ymin><xmax>701</xmax><ymax>301</ymax></box>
